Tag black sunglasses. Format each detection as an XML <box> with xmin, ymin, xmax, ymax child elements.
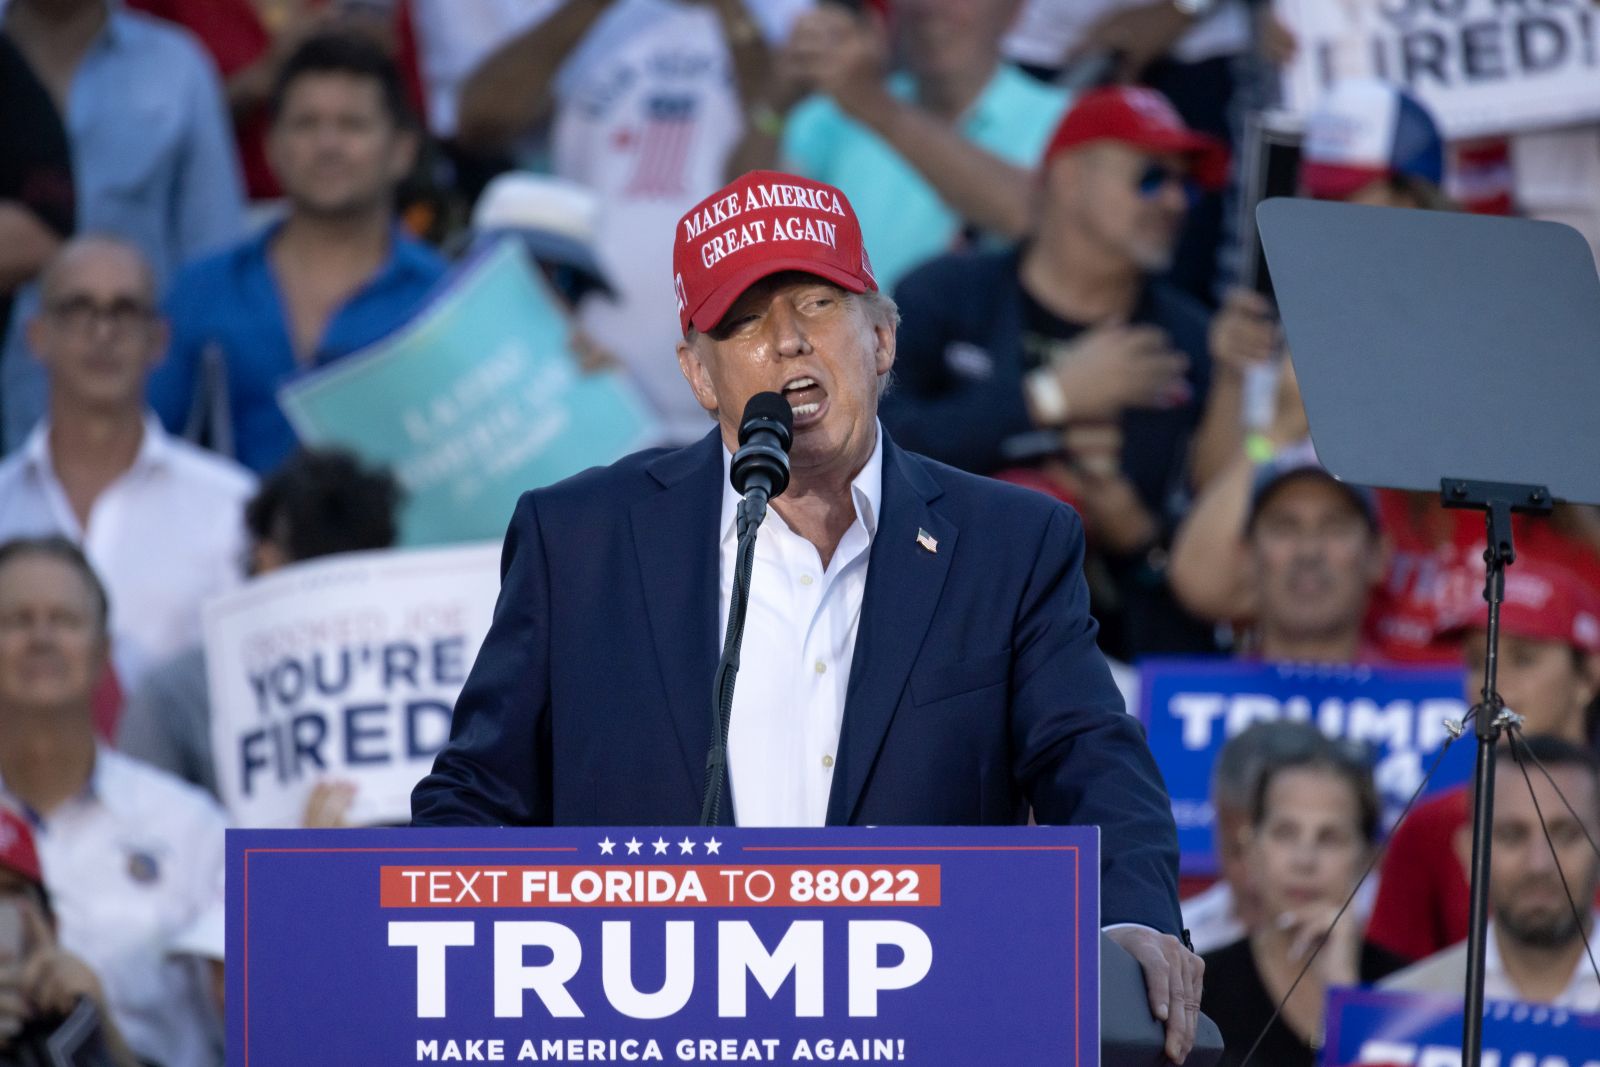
<box><xmin>1135</xmin><ymin>161</ymin><xmax>1201</xmax><ymax>206</ymax></box>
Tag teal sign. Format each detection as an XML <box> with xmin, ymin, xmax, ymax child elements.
<box><xmin>280</xmin><ymin>240</ymin><xmax>662</xmax><ymax>545</ymax></box>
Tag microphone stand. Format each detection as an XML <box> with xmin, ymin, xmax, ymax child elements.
<box><xmin>700</xmin><ymin>487</ymin><xmax>771</xmax><ymax>827</ymax></box>
<box><xmin>1440</xmin><ymin>477</ymin><xmax>1551</xmax><ymax>1067</ymax></box>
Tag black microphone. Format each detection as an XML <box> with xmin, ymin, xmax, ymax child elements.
<box><xmin>730</xmin><ymin>392</ymin><xmax>793</xmax><ymax>507</ymax></box>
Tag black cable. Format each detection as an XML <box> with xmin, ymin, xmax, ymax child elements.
<box><xmin>1237</xmin><ymin>733</ymin><xmax>1464</xmax><ymax>1067</ymax></box>
<box><xmin>1505</xmin><ymin>728</ymin><xmax>1600</xmax><ymax>992</ymax></box>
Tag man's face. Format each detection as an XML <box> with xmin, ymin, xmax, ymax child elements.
<box><xmin>896</xmin><ymin>0</ymin><xmax>1019</xmax><ymax>84</ymax></box>
<box><xmin>1479</xmin><ymin>765</ymin><xmax>1600</xmax><ymax>950</ymax></box>
<box><xmin>1341</xmin><ymin>179</ymin><xmax>1424</xmax><ymax>209</ymax></box>
<box><xmin>1046</xmin><ymin>144</ymin><xmax>1191</xmax><ymax>273</ymax></box>
<box><xmin>677</xmin><ymin>273</ymin><xmax>894</xmax><ymax>481</ymax></box>
<box><xmin>268</xmin><ymin>73</ymin><xmax>415</xmax><ymax>218</ymax></box>
<box><xmin>1248</xmin><ymin>476</ymin><xmax>1382</xmax><ymax>646</ymax></box>
<box><xmin>1462</xmin><ymin>632</ymin><xmax>1596</xmax><ymax>741</ymax></box>
<box><xmin>27</xmin><ymin>244</ymin><xmax>164</xmax><ymax>414</ymax></box>
<box><xmin>0</xmin><ymin>555</ymin><xmax>106</xmax><ymax>717</ymax></box>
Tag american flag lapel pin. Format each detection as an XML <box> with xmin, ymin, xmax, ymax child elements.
<box><xmin>916</xmin><ymin>527</ymin><xmax>938</xmax><ymax>554</ymax></box>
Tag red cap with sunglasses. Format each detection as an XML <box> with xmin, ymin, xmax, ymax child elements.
<box><xmin>1043</xmin><ymin>86</ymin><xmax>1230</xmax><ymax>191</ymax></box>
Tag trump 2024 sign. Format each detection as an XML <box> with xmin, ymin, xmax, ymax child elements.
<box><xmin>227</xmin><ymin>826</ymin><xmax>1098</xmax><ymax>1065</ymax></box>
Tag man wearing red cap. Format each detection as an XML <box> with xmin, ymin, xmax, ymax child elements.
<box><xmin>0</xmin><ymin>805</ymin><xmax>138</xmax><ymax>1066</ymax></box>
<box><xmin>415</xmin><ymin>167</ymin><xmax>1205</xmax><ymax>1062</ymax></box>
<box><xmin>1367</xmin><ymin>558</ymin><xmax>1600</xmax><ymax>963</ymax></box>
<box><xmin>881</xmin><ymin>85</ymin><xmax>1271</xmax><ymax>659</ymax></box>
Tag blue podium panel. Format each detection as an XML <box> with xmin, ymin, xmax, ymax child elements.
<box><xmin>228</xmin><ymin>826</ymin><xmax>1099</xmax><ymax>1066</ymax></box>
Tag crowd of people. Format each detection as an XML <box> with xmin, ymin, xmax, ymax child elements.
<box><xmin>2</xmin><ymin>0</ymin><xmax>1599</xmax><ymax>1064</ymax></box>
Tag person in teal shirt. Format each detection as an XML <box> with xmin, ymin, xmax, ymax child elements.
<box><xmin>772</xmin><ymin>0</ymin><xmax>1069</xmax><ymax>292</ymax></box>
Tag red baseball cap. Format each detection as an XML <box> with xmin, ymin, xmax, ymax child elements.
<box><xmin>1438</xmin><ymin>557</ymin><xmax>1600</xmax><ymax>654</ymax></box>
<box><xmin>0</xmin><ymin>805</ymin><xmax>44</xmax><ymax>891</ymax></box>
<box><xmin>672</xmin><ymin>170</ymin><xmax>877</xmax><ymax>335</ymax></box>
<box><xmin>1043</xmin><ymin>86</ymin><xmax>1230</xmax><ymax>191</ymax></box>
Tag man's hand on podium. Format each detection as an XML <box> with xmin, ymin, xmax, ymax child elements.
<box><xmin>1105</xmin><ymin>925</ymin><xmax>1205</xmax><ymax>1064</ymax></box>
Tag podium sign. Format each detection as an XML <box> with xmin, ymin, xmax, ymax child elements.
<box><xmin>1321</xmin><ymin>987</ymin><xmax>1600</xmax><ymax>1067</ymax></box>
<box><xmin>1138</xmin><ymin>659</ymin><xmax>1472</xmax><ymax>875</ymax></box>
<box><xmin>229</xmin><ymin>826</ymin><xmax>1099</xmax><ymax>1066</ymax></box>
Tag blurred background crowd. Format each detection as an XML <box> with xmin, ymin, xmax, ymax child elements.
<box><xmin>2</xmin><ymin>0</ymin><xmax>1600</xmax><ymax>1064</ymax></box>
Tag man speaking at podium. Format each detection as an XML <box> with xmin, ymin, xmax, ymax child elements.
<box><xmin>412</xmin><ymin>171</ymin><xmax>1201</xmax><ymax>1061</ymax></box>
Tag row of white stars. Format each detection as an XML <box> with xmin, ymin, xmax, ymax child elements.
<box><xmin>597</xmin><ymin>837</ymin><xmax>722</xmax><ymax>856</ymax></box>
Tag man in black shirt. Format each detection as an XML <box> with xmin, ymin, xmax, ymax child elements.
<box><xmin>0</xmin><ymin>32</ymin><xmax>74</xmax><ymax>452</ymax></box>
<box><xmin>882</xmin><ymin>85</ymin><xmax>1276</xmax><ymax>658</ymax></box>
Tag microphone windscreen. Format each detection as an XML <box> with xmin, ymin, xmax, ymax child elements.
<box><xmin>740</xmin><ymin>391</ymin><xmax>794</xmax><ymax>442</ymax></box>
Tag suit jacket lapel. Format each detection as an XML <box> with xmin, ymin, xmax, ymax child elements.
<box><xmin>827</xmin><ymin>437</ymin><xmax>956</xmax><ymax>825</ymax></box>
<box><xmin>631</xmin><ymin>431</ymin><xmax>727</xmax><ymax>821</ymax></box>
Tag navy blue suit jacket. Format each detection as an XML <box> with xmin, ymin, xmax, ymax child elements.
<box><xmin>411</xmin><ymin>430</ymin><xmax>1183</xmax><ymax>933</ymax></box>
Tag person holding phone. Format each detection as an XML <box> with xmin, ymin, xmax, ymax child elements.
<box><xmin>0</xmin><ymin>805</ymin><xmax>139</xmax><ymax>1067</ymax></box>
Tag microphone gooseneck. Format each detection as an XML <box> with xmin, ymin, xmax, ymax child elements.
<box><xmin>701</xmin><ymin>392</ymin><xmax>796</xmax><ymax>827</ymax></box>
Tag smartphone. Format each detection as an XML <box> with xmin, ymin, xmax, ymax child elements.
<box><xmin>1234</xmin><ymin>109</ymin><xmax>1303</xmax><ymax>302</ymax></box>
<box><xmin>0</xmin><ymin>900</ymin><xmax>24</xmax><ymax>964</ymax></box>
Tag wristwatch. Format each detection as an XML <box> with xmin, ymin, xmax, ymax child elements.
<box><xmin>1173</xmin><ymin>0</ymin><xmax>1218</xmax><ymax>16</ymax></box>
<box><xmin>1025</xmin><ymin>367</ymin><xmax>1070</xmax><ymax>427</ymax></box>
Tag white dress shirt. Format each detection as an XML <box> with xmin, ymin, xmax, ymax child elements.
<box><xmin>719</xmin><ymin>427</ymin><xmax>882</xmax><ymax>827</ymax></box>
<box><xmin>1483</xmin><ymin>916</ymin><xmax>1600</xmax><ymax>1011</ymax></box>
<box><xmin>1384</xmin><ymin>914</ymin><xmax>1600</xmax><ymax>1012</ymax></box>
<box><xmin>2</xmin><ymin>747</ymin><xmax>228</xmax><ymax>1067</ymax></box>
<box><xmin>1181</xmin><ymin>881</ymin><xmax>1246</xmax><ymax>956</ymax></box>
<box><xmin>0</xmin><ymin>414</ymin><xmax>254</xmax><ymax>691</ymax></box>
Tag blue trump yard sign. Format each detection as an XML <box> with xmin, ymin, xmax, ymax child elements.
<box><xmin>228</xmin><ymin>826</ymin><xmax>1099</xmax><ymax>1066</ymax></box>
<box><xmin>1321</xmin><ymin>987</ymin><xmax>1600</xmax><ymax>1067</ymax></box>
<box><xmin>1137</xmin><ymin>660</ymin><xmax>1474</xmax><ymax>874</ymax></box>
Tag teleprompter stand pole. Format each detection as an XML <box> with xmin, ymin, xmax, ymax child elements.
<box><xmin>1439</xmin><ymin>478</ymin><xmax>1551</xmax><ymax>1067</ymax></box>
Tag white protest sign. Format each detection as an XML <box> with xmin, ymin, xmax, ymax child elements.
<box><xmin>1276</xmin><ymin>0</ymin><xmax>1600</xmax><ymax>139</ymax></box>
<box><xmin>204</xmin><ymin>543</ymin><xmax>500</xmax><ymax>827</ymax></box>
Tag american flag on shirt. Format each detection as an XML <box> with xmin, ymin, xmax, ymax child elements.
<box><xmin>624</xmin><ymin>94</ymin><xmax>698</xmax><ymax>198</ymax></box>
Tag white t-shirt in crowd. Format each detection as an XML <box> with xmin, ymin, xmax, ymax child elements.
<box><xmin>1512</xmin><ymin>125</ymin><xmax>1600</xmax><ymax>263</ymax></box>
<box><xmin>1182</xmin><ymin>880</ymin><xmax>1246</xmax><ymax>955</ymax></box>
<box><xmin>0</xmin><ymin>414</ymin><xmax>254</xmax><ymax>692</ymax></box>
<box><xmin>1384</xmin><ymin>914</ymin><xmax>1600</xmax><ymax>1012</ymax></box>
<box><xmin>550</xmin><ymin>0</ymin><xmax>810</xmax><ymax>443</ymax></box>
<box><xmin>1003</xmin><ymin>0</ymin><xmax>1251</xmax><ymax>70</ymax></box>
<box><xmin>410</xmin><ymin>0</ymin><xmax>564</xmax><ymax>136</ymax></box>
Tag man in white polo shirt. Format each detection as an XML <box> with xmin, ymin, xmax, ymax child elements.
<box><xmin>0</xmin><ymin>536</ymin><xmax>226</xmax><ymax>1067</ymax></box>
<box><xmin>0</xmin><ymin>235</ymin><xmax>255</xmax><ymax>697</ymax></box>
